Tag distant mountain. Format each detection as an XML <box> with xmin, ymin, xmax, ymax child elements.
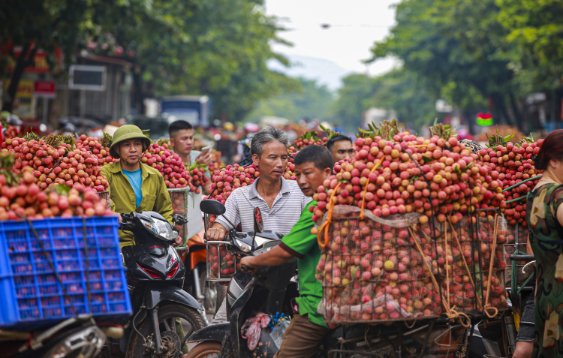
<box><xmin>268</xmin><ymin>54</ymin><xmax>351</xmax><ymax>92</ymax></box>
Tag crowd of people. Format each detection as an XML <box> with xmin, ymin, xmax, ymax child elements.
<box><xmin>98</xmin><ymin>119</ymin><xmax>563</xmax><ymax>357</ymax></box>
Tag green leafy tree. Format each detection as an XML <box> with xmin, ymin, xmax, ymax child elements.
<box><xmin>1</xmin><ymin>0</ymin><xmax>297</xmax><ymax>121</ymax></box>
<box><xmin>85</xmin><ymin>0</ymin><xmax>298</xmax><ymax>119</ymax></box>
<box><xmin>497</xmin><ymin>0</ymin><xmax>563</xmax><ymax>88</ymax></box>
<box><xmin>83</xmin><ymin>0</ymin><xmax>196</xmax><ymax>113</ymax></box>
<box><xmin>497</xmin><ymin>0</ymin><xmax>563</xmax><ymax>122</ymax></box>
<box><xmin>330</xmin><ymin>70</ymin><xmax>437</xmax><ymax>133</ymax></box>
<box><xmin>0</xmin><ymin>0</ymin><xmax>90</xmax><ymax>111</ymax></box>
<box><xmin>176</xmin><ymin>0</ymin><xmax>299</xmax><ymax>121</ymax></box>
<box><xmin>90</xmin><ymin>0</ymin><xmax>295</xmax><ymax>120</ymax></box>
<box><xmin>370</xmin><ymin>0</ymin><xmax>525</xmax><ymax>130</ymax></box>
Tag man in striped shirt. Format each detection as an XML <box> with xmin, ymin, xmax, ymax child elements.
<box><xmin>206</xmin><ymin>127</ymin><xmax>311</xmax><ymax>239</ymax></box>
<box><xmin>206</xmin><ymin>127</ymin><xmax>310</xmax><ymax>323</ymax></box>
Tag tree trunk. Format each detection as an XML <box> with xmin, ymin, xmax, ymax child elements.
<box><xmin>490</xmin><ymin>92</ymin><xmax>514</xmax><ymax>127</ymax></box>
<box><xmin>463</xmin><ymin>109</ymin><xmax>476</xmax><ymax>136</ymax></box>
<box><xmin>2</xmin><ymin>43</ymin><xmax>38</xmax><ymax>112</ymax></box>
<box><xmin>550</xmin><ymin>86</ymin><xmax>563</xmax><ymax>129</ymax></box>
<box><xmin>132</xmin><ymin>66</ymin><xmax>145</xmax><ymax>115</ymax></box>
<box><xmin>507</xmin><ymin>92</ymin><xmax>526</xmax><ymax>132</ymax></box>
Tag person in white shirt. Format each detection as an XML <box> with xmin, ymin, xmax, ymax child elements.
<box><xmin>206</xmin><ymin>127</ymin><xmax>310</xmax><ymax>322</ymax></box>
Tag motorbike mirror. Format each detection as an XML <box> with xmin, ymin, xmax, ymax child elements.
<box><xmin>173</xmin><ymin>213</ymin><xmax>187</xmax><ymax>225</ymax></box>
<box><xmin>121</xmin><ymin>212</ymin><xmax>134</xmax><ymax>220</ymax></box>
<box><xmin>200</xmin><ymin>199</ymin><xmax>226</xmax><ymax>215</ymax></box>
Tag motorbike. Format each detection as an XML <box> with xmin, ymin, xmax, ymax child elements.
<box><xmin>186</xmin><ymin>199</ymin><xmax>470</xmax><ymax>358</ymax></box>
<box><xmin>113</xmin><ymin>211</ymin><xmax>207</xmax><ymax>358</ymax></box>
<box><xmin>1</xmin><ymin>315</ymin><xmax>106</xmax><ymax>358</ymax></box>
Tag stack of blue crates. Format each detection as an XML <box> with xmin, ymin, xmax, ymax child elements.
<box><xmin>0</xmin><ymin>216</ymin><xmax>131</xmax><ymax>329</ymax></box>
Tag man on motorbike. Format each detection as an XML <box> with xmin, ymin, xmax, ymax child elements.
<box><xmin>206</xmin><ymin>126</ymin><xmax>310</xmax><ymax>322</ymax></box>
<box><xmin>101</xmin><ymin>124</ymin><xmax>174</xmax><ymax>247</ymax></box>
<box><xmin>240</xmin><ymin>145</ymin><xmax>333</xmax><ymax>357</ymax></box>
<box><xmin>101</xmin><ymin>125</ymin><xmax>204</xmax><ymax>358</ymax></box>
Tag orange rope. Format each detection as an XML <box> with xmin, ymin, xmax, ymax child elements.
<box><xmin>448</xmin><ymin>220</ymin><xmax>482</xmax><ymax>309</ymax></box>
<box><xmin>484</xmin><ymin>215</ymin><xmax>500</xmax><ymax>318</ymax></box>
<box><xmin>408</xmin><ymin>227</ymin><xmax>440</xmax><ymax>293</ymax></box>
<box><xmin>444</xmin><ymin>223</ymin><xmax>451</xmax><ymax>312</ymax></box>
<box><xmin>317</xmin><ymin>183</ymin><xmax>341</xmax><ymax>250</ymax></box>
<box><xmin>360</xmin><ymin>158</ymin><xmax>383</xmax><ymax>219</ymax></box>
<box><xmin>413</xmin><ymin>225</ymin><xmax>471</xmax><ymax>328</ymax></box>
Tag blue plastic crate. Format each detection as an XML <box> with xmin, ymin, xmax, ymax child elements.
<box><xmin>0</xmin><ymin>216</ymin><xmax>131</xmax><ymax>329</ymax></box>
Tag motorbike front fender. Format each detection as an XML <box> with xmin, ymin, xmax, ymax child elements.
<box><xmin>186</xmin><ymin>323</ymin><xmax>230</xmax><ymax>344</ymax></box>
<box><xmin>145</xmin><ymin>286</ymin><xmax>203</xmax><ymax>313</ymax></box>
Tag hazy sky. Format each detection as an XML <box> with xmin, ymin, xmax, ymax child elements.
<box><xmin>264</xmin><ymin>0</ymin><xmax>399</xmax><ymax>75</ymax></box>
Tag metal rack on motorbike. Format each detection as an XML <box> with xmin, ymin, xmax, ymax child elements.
<box><xmin>0</xmin><ymin>215</ymin><xmax>131</xmax><ymax>356</ymax></box>
<box><xmin>468</xmin><ymin>179</ymin><xmax>538</xmax><ymax>358</ymax></box>
<box><xmin>314</xmin><ymin>203</ymin><xmax>510</xmax><ymax>357</ymax></box>
<box><xmin>503</xmin><ymin>222</ymin><xmax>534</xmax><ymax>319</ymax></box>
<box><xmin>471</xmin><ymin>221</ymin><xmax>535</xmax><ymax>358</ymax></box>
<box><xmin>168</xmin><ymin>187</ymin><xmax>222</xmax><ymax>316</ymax></box>
<box><xmin>168</xmin><ymin>187</ymin><xmax>203</xmax><ymax>248</ymax></box>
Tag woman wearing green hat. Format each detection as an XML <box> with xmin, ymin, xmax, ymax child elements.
<box><xmin>101</xmin><ymin>124</ymin><xmax>174</xmax><ymax>247</ymax></box>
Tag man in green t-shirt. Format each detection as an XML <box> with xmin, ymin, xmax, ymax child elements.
<box><xmin>240</xmin><ymin>145</ymin><xmax>333</xmax><ymax>357</ymax></box>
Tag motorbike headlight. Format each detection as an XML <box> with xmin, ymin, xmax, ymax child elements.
<box><xmin>140</xmin><ymin>217</ymin><xmax>178</xmax><ymax>242</ymax></box>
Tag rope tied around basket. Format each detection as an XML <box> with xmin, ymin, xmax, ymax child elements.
<box><xmin>444</xmin><ymin>308</ymin><xmax>471</xmax><ymax>328</ymax></box>
<box><xmin>317</xmin><ymin>155</ymin><xmax>385</xmax><ymax>250</ymax></box>
<box><xmin>483</xmin><ymin>214</ymin><xmax>501</xmax><ymax>319</ymax></box>
<box><xmin>317</xmin><ymin>182</ymin><xmax>341</xmax><ymax>250</ymax></box>
<box><xmin>444</xmin><ymin>223</ymin><xmax>451</xmax><ymax>316</ymax></box>
<box><xmin>441</xmin><ymin>223</ymin><xmax>472</xmax><ymax>328</ymax></box>
<box><xmin>409</xmin><ymin>225</ymin><xmax>472</xmax><ymax>328</ymax></box>
<box><xmin>408</xmin><ymin>226</ymin><xmax>441</xmax><ymax>293</ymax></box>
<box><xmin>448</xmin><ymin>220</ymin><xmax>483</xmax><ymax>309</ymax></box>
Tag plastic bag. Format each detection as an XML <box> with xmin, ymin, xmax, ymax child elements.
<box><xmin>240</xmin><ymin>313</ymin><xmax>271</xmax><ymax>351</ymax></box>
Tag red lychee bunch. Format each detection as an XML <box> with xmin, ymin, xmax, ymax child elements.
<box><xmin>76</xmin><ymin>134</ymin><xmax>115</xmax><ymax>165</ymax></box>
<box><xmin>0</xmin><ymin>167</ymin><xmax>113</xmax><ymax>220</ymax></box>
<box><xmin>187</xmin><ymin>164</ymin><xmax>210</xmax><ymax>191</ymax></box>
<box><xmin>476</xmin><ymin>137</ymin><xmax>543</xmax><ymax>227</ymax></box>
<box><xmin>289</xmin><ymin>131</ymin><xmax>328</xmax><ymax>152</ymax></box>
<box><xmin>311</xmin><ymin>132</ymin><xmax>503</xmax><ymax>224</ymax></box>
<box><xmin>36</xmin><ymin>148</ymin><xmax>109</xmax><ymax>192</ymax></box>
<box><xmin>142</xmin><ymin>143</ymin><xmax>198</xmax><ymax>191</ymax></box>
<box><xmin>208</xmin><ymin>164</ymin><xmax>260</xmax><ymax>204</ymax></box>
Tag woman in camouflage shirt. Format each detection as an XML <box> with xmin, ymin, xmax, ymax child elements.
<box><xmin>526</xmin><ymin>129</ymin><xmax>563</xmax><ymax>357</ymax></box>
